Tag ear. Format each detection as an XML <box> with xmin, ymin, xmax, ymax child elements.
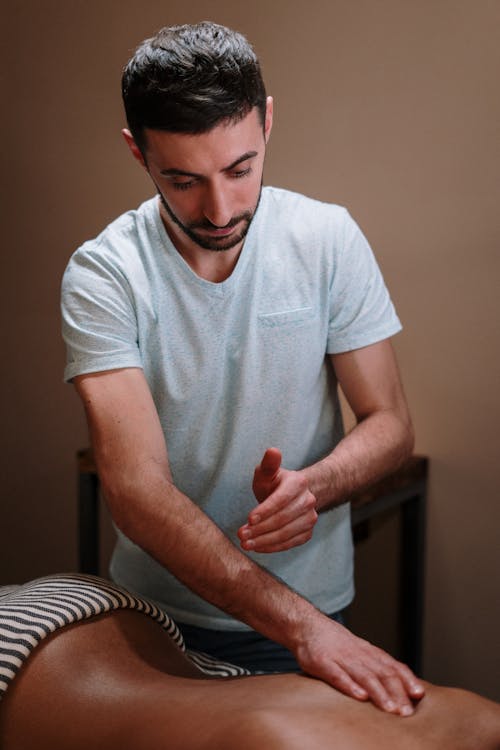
<box><xmin>264</xmin><ymin>96</ymin><xmax>273</xmax><ymax>144</ymax></box>
<box><xmin>122</xmin><ymin>128</ymin><xmax>148</xmax><ymax>169</ymax></box>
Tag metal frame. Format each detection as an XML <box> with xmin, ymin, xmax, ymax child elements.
<box><xmin>351</xmin><ymin>469</ymin><xmax>427</xmax><ymax>675</ymax></box>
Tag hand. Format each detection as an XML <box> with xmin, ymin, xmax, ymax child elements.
<box><xmin>295</xmin><ymin>613</ymin><xmax>425</xmax><ymax>716</ymax></box>
<box><xmin>237</xmin><ymin>447</ymin><xmax>318</xmax><ymax>553</ymax></box>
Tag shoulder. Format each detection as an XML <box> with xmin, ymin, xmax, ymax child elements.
<box><xmin>256</xmin><ymin>187</ymin><xmax>359</xmax><ymax>272</ymax></box>
<box><xmin>260</xmin><ymin>186</ymin><xmax>349</xmax><ymax>227</ymax></box>
<box><xmin>64</xmin><ymin>197</ymin><xmax>157</xmax><ymax>269</ymax></box>
<box><xmin>62</xmin><ymin>197</ymin><xmax>159</xmax><ymax>285</ymax></box>
<box><xmin>258</xmin><ymin>186</ymin><xmax>356</xmax><ymax>253</ymax></box>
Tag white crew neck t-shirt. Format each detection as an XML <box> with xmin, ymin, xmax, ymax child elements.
<box><xmin>62</xmin><ymin>186</ymin><xmax>401</xmax><ymax>629</ymax></box>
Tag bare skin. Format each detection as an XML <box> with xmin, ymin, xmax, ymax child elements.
<box><xmin>0</xmin><ymin>610</ymin><xmax>498</xmax><ymax>750</ymax></box>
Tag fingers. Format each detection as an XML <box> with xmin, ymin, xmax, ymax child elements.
<box><xmin>395</xmin><ymin>661</ymin><xmax>426</xmax><ymax>700</ymax></box>
<box><xmin>319</xmin><ymin>663</ymin><xmax>421</xmax><ymax>716</ymax></box>
<box><xmin>249</xmin><ymin>470</ymin><xmax>312</xmax><ymax>526</ymax></box>
<box><xmin>314</xmin><ymin>661</ymin><xmax>369</xmax><ymax>703</ymax></box>
<box><xmin>247</xmin><ymin>455</ymin><xmax>318</xmax><ymax>552</ymax></box>
<box><xmin>252</xmin><ymin>447</ymin><xmax>282</xmax><ymax>502</ymax></box>
<box><xmin>307</xmin><ymin>656</ymin><xmax>416</xmax><ymax>716</ymax></box>
<box><xmin>239</xmin><ymin>475</ymin><xmax>318</xmax><ymax>552</ymax></box>
<box><xmin>258</xmin><ymin>447</ymin><xmax>282</xmax><ymax>478</ymax></box>
<box><xmin>239</xmin><ymin>502</ymin><xmax>318</xmax><ymax>552</ymax></box>
<box><xmin>336</xmin><ymin>641</ymin><xmax>423</xmax><ymax>716</ymax></box>
<box><xmin>351</xmin><ymin>667</ymin><xmax>414</xmax><ymax>716</ymax></box>
<box><xmin>239</xmin><ymin>524</ymin><xmax>316</xmax><ymax>553</ymax></box>
<box><xmin>296</xmin><ymin>622</ymin><xmax>425</xmax><ymax>717</ymax></box>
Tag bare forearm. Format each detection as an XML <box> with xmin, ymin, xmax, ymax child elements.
<box><xmin>302</xmin><ymin>408</ymin><xmax>414</xmax><ymax>511</ymax></box>
<box><xmin>78</xmin><ymin>368</ymin><xmax>313</xmax><ymax>650</ymax></box>
<box><xmin>102</xmin><ymin>465</ymin><xmax>313</xmax><ymax>649</ymax></box>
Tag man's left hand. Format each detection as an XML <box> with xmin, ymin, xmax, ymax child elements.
<box><xmin>237</xmin><ymin>447</ymin><xmax>318</xmax><ymax>553</ymax></box>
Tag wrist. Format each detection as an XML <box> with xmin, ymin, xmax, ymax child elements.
<box><xmin>274</xmin><ymin>596</ymin><xmax>324</xmax><ymax>653</ymax></box>
<box><xmin>300</xmin><ymin>457</ymin><xmax>343</xmax><ymax>512</ymax></box>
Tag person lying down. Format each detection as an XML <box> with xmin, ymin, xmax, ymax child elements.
<box><xmin>0</xmin><ymin>575</ymin><xmax>498</xmax><ymax>750</ymax></box>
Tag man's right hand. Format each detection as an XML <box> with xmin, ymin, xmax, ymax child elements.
<box><xmin>292</xmin><ymin>612</ymin><xmax>425</xmax><ymax>716</ymax></box>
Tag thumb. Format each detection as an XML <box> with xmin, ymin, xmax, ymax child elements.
<box><xmin>258</xmin><ymin>447</ymin><xmax>282</xmax><ymax>479</ymax></box>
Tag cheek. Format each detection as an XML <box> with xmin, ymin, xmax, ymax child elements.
<box><xmin>239</xmin><ymin>173</ymin><xmax>263</xmax><ymax>208</ymax></box>
<box><xmin>163</xmin><ymin>190</ymin><xmax>199</xmax><ymax>222</ymax></box>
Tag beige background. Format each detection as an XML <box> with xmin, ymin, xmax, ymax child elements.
<box><xmin>2</xmin><ymin>0</ymin><xmax>499</xmax><ymax>700</ymax></box>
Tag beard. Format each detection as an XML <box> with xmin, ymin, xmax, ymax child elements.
<box><xmin>157</xmin><ymin>187</ymin><xmax>262</xmax><ymax>252</ymax></box>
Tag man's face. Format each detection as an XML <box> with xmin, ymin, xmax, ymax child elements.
<box><xmin>128</xmin><ymin>100</ymin><xmax>273</xmax><ymax>258</ymax></box>
<box><xmin>156</xmin><ymin>181</ymin><xmax>258</xmax><ymax>253</ymax></box>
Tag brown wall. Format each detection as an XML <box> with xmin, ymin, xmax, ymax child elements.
<box><xmin>2</xmin><ymin>0</ymin><xmax>499</xmax><ymax>700</ymax></box>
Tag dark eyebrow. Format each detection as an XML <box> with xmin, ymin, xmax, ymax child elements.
<box><xmin>225</xmin><ymin>151</ymin><xmax>258</xmax><ymax>170</ymax></box>
<box><xmin>160</xmin><ymin>166</ymin><xmax>201</xmax><ymax>178</ymax></box>
<box><xmin>159</xmin><ymin>151</ymin><xmax>258</xmax><ymax>179</ymax></box>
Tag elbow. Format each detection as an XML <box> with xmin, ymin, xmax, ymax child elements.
<box><xmin>99</xmin><ymin>470</ymin><xmax>142</xmax><ymax>539</ymax></box>
<box><xmin>101</xmin><ymin>480</ymin><xmax>131</xmax><ymax>535</ymax></box>
<box><xmin>400</xmin><ymin>412</ymin><xmax>415</xmax><ymax>463</ymax></box>
<box><xmin>406</xmin><ymin>426</ymin><xmax>415</xmax><ymax>460</ymax></box>
<box><xmin>98</xmin><ymin>463</ymin><xmax>172</xmax><ymax>544</ymax></box>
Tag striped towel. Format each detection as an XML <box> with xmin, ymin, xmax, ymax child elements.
<box><xmin>0</xmin><ymin>573</ymin><xmax>248</xmax><ymax>698</ymax></box>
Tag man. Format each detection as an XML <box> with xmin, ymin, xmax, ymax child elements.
<box><xmin>62</xmin><ymin>21</ymin><xmax>423</xmax><ymax>716</ymax></box>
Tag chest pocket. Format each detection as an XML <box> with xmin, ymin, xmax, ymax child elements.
<box><xmin>258</xmin><ymin>305</ymin><xmax>315</xmax><ymax>328</ymax></box>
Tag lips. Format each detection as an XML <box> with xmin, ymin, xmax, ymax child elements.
<box><xmin>204</xmin><ymin>226</ymin><xmax>236</xmax><ymax>237</ymax></box>
<box><xmin>198</xmin><ymin>222</ymin><xmax>239</xmax><ymax>237</ymax></box>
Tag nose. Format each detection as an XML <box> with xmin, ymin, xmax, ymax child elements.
<box><xmin>202</xmin><ymin>181</ymin><xmax>233</xmax><ymax>227</ymax></box>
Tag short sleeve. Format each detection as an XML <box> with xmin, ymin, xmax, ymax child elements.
<box><xmin>61</xmin><ymin>244</ymin><xmax>143</xmax><ymax>382</ymax></box>
<box><xmin>327</xmin><ymin>210</ymin><xmax>402</xmax><ymax>354</ymax></box>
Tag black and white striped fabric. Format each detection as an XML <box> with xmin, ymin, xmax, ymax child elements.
<box><xmin>0</xmin><ymin>573</ymin><xmax>248</xmax><ymax>698</ymax></box>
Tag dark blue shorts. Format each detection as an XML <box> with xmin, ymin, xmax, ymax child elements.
<box><xmin>179</xmin><ymin>610</ymin><xmax>346</xmax><ymax>673</ymax></box>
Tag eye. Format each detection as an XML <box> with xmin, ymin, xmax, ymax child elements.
<box><xmin>172</xmin><ymin>181</ymin><xmax>194</xmax><ymax>191</ymax></box>
<box><xmin>231</xmin><ymin>167</ymin><xmax>252</xmax><ymax>179</ymax></box>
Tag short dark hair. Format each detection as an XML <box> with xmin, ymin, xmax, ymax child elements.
<box><xmin>122</xmin><ymin>21</ymin><xmax>267</xmax><ymax>152</ymax></box>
